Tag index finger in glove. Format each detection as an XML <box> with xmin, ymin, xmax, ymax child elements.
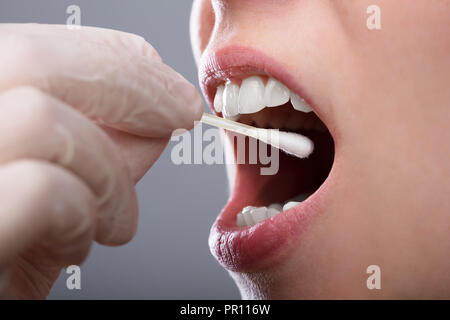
<box><xmin>0</xmin><ymin>24</ymin><xmax>203</xmax><ymax>137</ymax></box>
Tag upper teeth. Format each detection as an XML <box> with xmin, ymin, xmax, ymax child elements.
<box><xmin>264</xmin><ymin>77</ymin><xmax>290</xmax><ymax>107</ymax></box>
<box><xmin>239</xmin><ymin>76</ymin><xmax>265</xmax><ymax>114</ymax></box>
<box><xmin>214</xmin><ymin>76</ymin><xmax>313</xmax><ymax>118</ymax></box>
<box><xmin>222</xmin><ymin>80</ymin><xmax>240</xmax><ymax>120</ymax></box>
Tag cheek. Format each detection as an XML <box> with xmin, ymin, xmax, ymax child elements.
<box><xmin>325</xmin><ymin>0</ymin><xmax>450</xmax><ymax>166</ymax></box>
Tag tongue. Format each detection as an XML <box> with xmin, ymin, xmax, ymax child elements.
<box><xmin>229</xmin><ymin>150</ymin><xmax>318</xmax><ymax>209</ymax></box>
<box><xmin>227</xmin><ymin>130</ymin><xmax>333</xmax><ymax>210</ymax></box>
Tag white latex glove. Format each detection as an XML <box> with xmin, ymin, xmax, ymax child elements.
<box><xmin>0</xmin><ymin>24</ymin><xmax>203</xmax><ymax>299</ymax></box>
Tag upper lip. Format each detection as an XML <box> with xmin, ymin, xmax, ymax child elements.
<box><xmin>199</xmin><ymin>45</ymin><xmax>328</xmax><ymax>128</ymax></box>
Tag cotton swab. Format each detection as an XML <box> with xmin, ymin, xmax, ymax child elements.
<box><xmin>200</xmin><ymin>113</ymin><xmax>314</xmax><ymax>158</ymax></box>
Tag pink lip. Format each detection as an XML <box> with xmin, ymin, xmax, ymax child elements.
<box><xmin>199</xmin><ymin>45</ymin><xmax>336</xmax><ymax>272</ymax></box>
<box><xmin>209</xmin><ymin>171</ymin><xmax>335</xmax><ymax>272</ymax></box>
<box><xmin>199</xmin><ymin>46</ymin><xmax>332</xmax><ymax>131</ymax></box>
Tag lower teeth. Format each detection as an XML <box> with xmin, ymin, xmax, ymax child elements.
<box><xmin>236</xmin><ymin>193</ymin><xmax>311</xmax><ymax>227</ymax></box>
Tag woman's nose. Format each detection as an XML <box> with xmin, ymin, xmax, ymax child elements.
<box><xmin>190</xmin><ymin>0</ymin><xmax>215</xmax><ymax>60</ymax></box>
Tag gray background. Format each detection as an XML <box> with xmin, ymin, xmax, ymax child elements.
<box><xmin>0</xmin><ymin>0</ymin><xmax>239</xmax><ymax>299</ymax></box>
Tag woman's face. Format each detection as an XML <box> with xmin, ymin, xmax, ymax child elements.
<box><xmin>190</xmin><ymin>0</ymin><xmax>450</xmax><ymax>299</ymax></box>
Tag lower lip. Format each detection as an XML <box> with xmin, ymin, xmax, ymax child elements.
<box><xmin>208</xmin><ymin>163</ymin><xmax>335</xmax><ymax>272</ymax></box>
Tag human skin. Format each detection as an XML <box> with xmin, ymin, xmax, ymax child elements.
<box><xmin>190</xmin><ymin>0</ymin><xmax>450</xmax><ymax>299</ymax></box>
<box><xmin>0</xmin><ymin>24</ymin><xmax>203</xmax><ymax>299</ymax></box>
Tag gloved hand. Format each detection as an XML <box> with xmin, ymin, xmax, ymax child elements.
<box><xmin>0</xmin><ymin>24</ymin><xmax>203</xmax><ymax>299</ymax></box>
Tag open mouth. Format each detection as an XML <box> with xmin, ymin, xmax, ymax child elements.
<box><xmin>200</xmin><ymin>46</ymin><xmax>336</xmax><ymax>271</ymax></box>
<box><xmin>214</xmin><ymin>75</ymin><xmax>333</xmax><ymax>227</ymax></box>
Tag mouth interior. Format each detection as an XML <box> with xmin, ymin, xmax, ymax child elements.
<box><xmin>227</xmin><ymin>102</ymin><xmax>334</xmax><ymax>218</ymax></box>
